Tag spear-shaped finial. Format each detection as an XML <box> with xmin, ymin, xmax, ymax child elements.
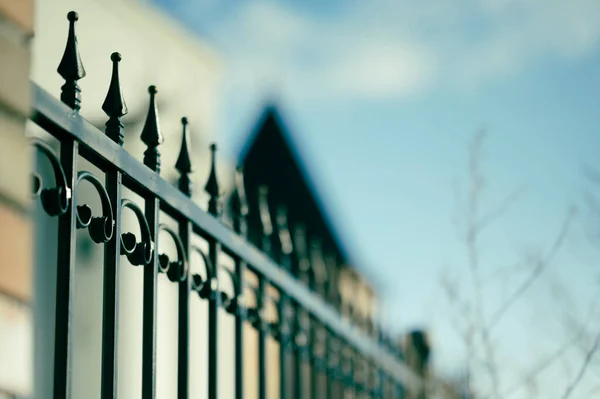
<box><xmin>175</xmin><ymin>117</ymin><xmax>193</xmax><ymax>197</ymax></box>
<box><xmin>140</xmin><ymin>85</ymin><xmax>163</xmax><ymax>173</ymax></box>
<box><xmin>231</xmin><ymin>167</ymin><xmax>249</xmax><ymax>236</ymax></box>
<box><xmin>292</xmin><ymin>223</ymin><xmax>310</xmax><ymax>279</ymax></box>
<box><xmin>57</xmin><ymin>11</ymin><xmax>86</xmax><ymax>110</ymax></box>
<box><xmin>309</xmin><ymin>238</ymin><xmax>327</xmax><ymax>292</ymax></box>
<box><xmin>324</xmin><ymin>251</ymin><xmax>340</xmax><ymax>306</ymax></box>
<box><xmin>204</xmin><ymin>143</ymin><xmax>220</xmax><ymax>216</ymax></box>
<box><xmin>102</xmin><ymin>52</ymin><xmax>128</xmax><ymax>145</ymax></box>
<box><xmin>257</xmin><ymin>185</ymin><xmax>273</xmax><ymax>253</ymax></box>
<box><xmin>275</xmin><ymin>206</ymin><xmax>293</xmax><ymax>267</ymax></box>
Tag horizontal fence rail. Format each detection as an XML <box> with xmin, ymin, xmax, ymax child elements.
<box><xmin>29</xmin><ymin>10</ymin><xmax>423</xmax><ymax>399</ymax></box>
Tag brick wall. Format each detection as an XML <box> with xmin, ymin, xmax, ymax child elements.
<box><xmin>0</xmin><ymin>0</ymin><xmax>34</xmax><ymax>397</ymax></box>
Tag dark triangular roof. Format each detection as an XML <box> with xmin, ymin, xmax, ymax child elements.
<box><xmin>238</xmin><ymin>104</ymin><xmax>362</xmax><ymax>277</ymax></box>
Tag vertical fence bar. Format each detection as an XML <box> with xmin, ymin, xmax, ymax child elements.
<box><xmin>325</xmin><ymin>332</ymin><xmax>333</xmax><ymax>399</ymax></box>
<box><xmin>323</xmin><ymin>254</ymin><xmax>336</xmax><ymax>399</ymax></box>
<box><xmin>275</xmin><ymin>206</ymin><xmax>293</xmax><ymax>399</ymax></box>
<box><xmin>293</xmin><ymin>305</ymin><xmax>305</xmax><ymax>399</ymax></box>
<box><xmin>396</xmin><ymin>382</ymin><xmax>406</xmax><ymax>399</ymax></box>
<box><xmin>278</xmin><ymin>294</ymin><xmax>289</xmax><ymax>399</ymax></box>
<box><xmin>256</xmin><ymin>186</ymin><xmax>272</xmax><ymax>399</ymax></box>
<box><xmin>375</xmin><ymin>329</ymin><xmax>387</xmax><ymax>399</ymax></box>
<box><xmin>53</xmin><ymin>138</ymin><xmax>77</xmax><ymax>399</ymax></box>
<box><xmin>377</xmin><ymin>368</ymin><xmax>386</xmax><ymax>399</ymax></box>
<box><xmin>291</xmin><ymin>225</ymin><xmax>308</xmax><ymax>399</ymax></box>
<box><xmin>310</xmin><ymin>241</ymin><xmax>327</xmax><ymax>399</ymax></box>
<box><xmin>231</xmin><ymin>168</ymin><xmax>248</xmax><ymax>399</ymax></box>
<box><xmin>257</xmin><ymin>277</ymin><xmax>267</xmax><ymax>399</ymax></box>
<box><xmin>310</xmin><ymin>317</ymin><xmax>319</xmax><ymax>399</ymax></box>
<box><xmin>346</xmin><ymin>347</ymin><xmax>356</xmax><ymax>399</ymax></box>
<box><xmin>175</xmin><ymin>118</ymin><xmax>192</xmax><ymax>399</ymax></box>
<box><xmin>101</xmin><ymin>52</ymin><xmax>128</xmax><ymax>399</ymax></box>
<box><xmin>140</xmin><ymin>85</ymin><xmax>163</xmax><ymax>399</ymax></box>
<box><xmin>205</xmin><ymin>143</ymin><xmax>221</xmax><ymax>399</ymax></box>
<box><xmin>53</xmin><ymin>11</ymin><xmax>85</xmax><ymax>399</ymax></box>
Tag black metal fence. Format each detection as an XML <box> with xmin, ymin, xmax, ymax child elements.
<box><xmin>30</xmin><ymin>11</ymin><xmax>421</xmax><ymax>399</ymax></box>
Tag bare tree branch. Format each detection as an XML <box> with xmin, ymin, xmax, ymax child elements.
<box><xmin>504</xmin><ymin>338</ymin><xmax>574</xmax><ymax>398</ymax></box>
<box><xmin>474</xmin><ymin>187</ymin><xmax>525</xmax><ymax>234</ymax></box>
<box><xmin>561</xmin><ymin>327</ymin><xmax>600</xmax><ymax>399</ymax></box>
<box><xmin>442</xmin><ymin>131</ymin><xmax>584</xmax><ymax>399</ymax></box>
<box><xmin>486</xmin><ymin>210</ymin><xmax>575</xmax><ymax>331</ymax></box>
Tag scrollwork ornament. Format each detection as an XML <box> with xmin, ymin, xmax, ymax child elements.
<box><xmin>120</xmin><ymin>199</ymin><xmax>153</xmax><ymax>266</ymax></box>
<box><xmin>32</xmin><ymin>140</ymin><xmax>71</xmax><ymax>217</ymax></box>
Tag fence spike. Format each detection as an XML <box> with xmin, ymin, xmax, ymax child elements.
<box><xmin>140</xmin><ymin>85</ymin><xmax>163</xmax><ymax>173</ymax></box>
<box><xmin>292</xmin><ymin>223</ymin><xmax>309</xmax><ymax>278</ymax></box>
<box><xmin>176</xmin><ymin>117</ymin><xmax>193</xmax><ymax>197</ymax></box>
<box><xmin>257</xmin><ymin>186</ymin><xmax>273</xmax><ymax>251</ymax></box>
<box><xmin>57</xmin><ymin>11</ymin><xmax>86</xmax><ymax>110</ymax></box>
<box><xmin>231</xmin><ymin>167</ymin><xmax>249</xmax><ymax>236</ymax></box>
<box><xmin>205</xmin><ymin>143</ymin><xmax>220</xmax><ymax>216</ymax></box>
<box><xmin>310</xmin><ymin>238</ymin><xmax>327</xmax><ymax>291</ymax></box>
<box><xmin>276</xmin><ymin>205</ymin><xmax>293</xmax><ymax>265</ymax></box>
<box><xmin>102</xmin><ymin>52</ymin><xmax>128</xmax><ymax>145</ymax></box>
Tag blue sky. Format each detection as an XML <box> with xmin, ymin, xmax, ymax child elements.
<box><xmin>152</xmin><ymin>0</ymin><xmax>600</xmax><ymax>396</ymax></box>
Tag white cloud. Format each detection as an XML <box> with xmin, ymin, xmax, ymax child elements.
<box><xmin>175</xmin><ymin>0</ymin><xmax>600</xmax><ymax>101</ymax></box>
<box><xmin>323</xmin><ymin>42</ymin><xmax>437</xmax><ymax>99</ymax></box>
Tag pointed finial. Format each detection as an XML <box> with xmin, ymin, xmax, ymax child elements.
<box><xmin>324</xmin><ymin>251</ymin><xmax>340</xmax><ymax>305</ymax></box>
<box><xmin>102</xmin><ymin>52</ymin><xmax>128</xmax><ymax>145</ymax></box>
<box><xmin>231</xmin><ymin>167</ymin><xmax>249</xmax><ymax>236</ymax></box>
<box><xmin>176</xmin><ymin>117</ymin><xmax>193</xmax><ymax>197</ymax></box>
<box><xmin>293</xmin><ymin>223</ymin><xmax>308</xmax><ymax>257</ymax></box>
<box><xmin>276</xmin><ymin>205</ymin><xmax>293</xmax><ymax>269</ymax></box>
<box><xmin>57</xmin><ymin>11</ymin><xmax>86</xmax><ymax>110</ymax></box>
<box><xmin>310</xmin><ymin>238</ymin><xmax>327</xmax><ymax>291</ymax></box>
<box><xmin>140</xmin><ymin>85</ymin><xmax>163</xmax><ymax>173</ymax></box>
<box><xmin>204</xmin><ymin>143</ymin><xmax>220</xmax><ymax>216</ymax></box>
<box><xmin>258</xmin><ymin>185</ymin><xmax>273</xmax><ymax>244</ymax></box>
<box><xmin>292</xmin><ymin>223</ymin><xmax>310</xmax><ymax>279</ymax></box>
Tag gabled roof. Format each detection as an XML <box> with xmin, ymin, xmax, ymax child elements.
<box><xmin>238</xmin><ymin>104</ymin><xmax>367</xmax><ymax>281</ymax></box>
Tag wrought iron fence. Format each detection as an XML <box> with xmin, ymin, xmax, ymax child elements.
<box><xmin>30</xmin><ymin>11</ymin><xmax>422</xmax><ymax>399</ymax></box>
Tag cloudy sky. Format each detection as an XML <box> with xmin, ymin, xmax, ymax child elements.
<box><xmin>151</xmin><ymin>0</ymin><xmax>600</xmax><ymax>397</ymax></box>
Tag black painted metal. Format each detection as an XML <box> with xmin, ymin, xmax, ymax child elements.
<box><xmin>57</xmin><ymin>11</ymin><xmax>85</xmax><ymax>111</ymax></box>
<box><xmin>101</xmin><ymin>52</ymin><xmax>126</xmax><ymax>399</ymax></box>
<box><xmin>141</xmin><ymin>85</ymin><xmax>162</xmax><ymax>399</ymax></box>
<box><xmin>176</xmin><ymin>117</ymin><xmax>192</xmax><ymax>399</ymax></box>
<box><xmin>52</xmin><ymin>138</ymin><xmax>77</xmax><ymax>399</ymax></box>
<box><xmin>276</xmin><ymin>206</ymin><xmax>292</xmax><ymax>399</ymax></box>
<box><xmin>205</xmin><ymin>144</ymin><xmax>220</xmax><ymax>399</ymax></box>
<box><xmin>257</xmin><ymin>186</ymin><xmax>272</xmax><ymax>399</ymax></box>
<box><xmin>31</xmin><ymin>11</ymin><xmax>424</xmax><ymax>399</ymax></box>
<box><xmin>52</xmin><ymin>14</ymin><xmax>82</xmax><ymax>398</ymax></box>
<box><xmin>231</xmin><ymin>167</ymin><xmax>248</xmax><ymax>399</ymax></box>
<box><xmin>291</xmin><ymin>225</ymin><xmax>308</xmax><ymax>399</ymax></box>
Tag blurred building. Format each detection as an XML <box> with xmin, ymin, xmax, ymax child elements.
<box><xmin>0</xmin><ymin>0</ymin><xmax>35</xmax><ymax>396</ymax></box>
<box><xmin>237</xmin><ymin>105</ymin><xmax>378</xmax><ymax>324</ymax></box>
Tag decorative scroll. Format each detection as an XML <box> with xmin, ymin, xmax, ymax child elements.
<box><xmin>75</xmin><ymin>171</ymin><xmax>114</xmax><ymax>244</ymax></box>
<box><xmin>157</xmin><ymin>224</ymin><xmax>187</xmax><ymax>282</ymax></box>
<box><xmin>190</xmin><ymin>246</ymin><xmax>216</xmax><ymax>300</ymax></box>
<box><xmin>32</xmin><ymin>140</ymin><xmax>71</xmax><ymax>217</ymax></box>
<box><xmin>217</xmin><ymin>266</ymin><xmax>242</xmax><ymax>315</ymax></box>
<box><xmin>120</xmin><ymin>199</ymin><xmax>153</xmax><ymax>266</ymax></box>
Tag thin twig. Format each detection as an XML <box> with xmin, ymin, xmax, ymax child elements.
<box><xmin>475</xmin><ymin>187</ymin><xmax>524</xmax><ymax>233</ymax></box>
<box><xmin>561</xmin><ymin>327</ymin><xmax>600</xmax><ymax>399</ymax></box>
<box><xmin>503</xmin><ymin>339</ymin><xmax>573</xmax><ymax>398</ymax></box>
<box><xmin>486</xmin><ymin>211</ymin><xmax>574</xmax><ymax>331</ymax></box>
